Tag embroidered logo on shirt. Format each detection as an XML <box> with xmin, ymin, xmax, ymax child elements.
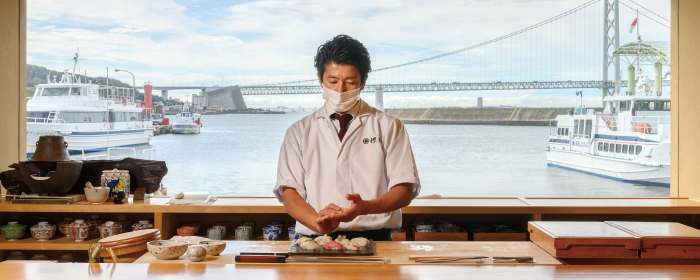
<box><xmin>363</xmin><ymin>137</ymin><xmax>378</xmax><ymax>144</ymax></box>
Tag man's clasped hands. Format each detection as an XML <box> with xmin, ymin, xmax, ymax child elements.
<box><xmin>314</xmin><ymin>194</ymin><xmax>367</xmax><ymax>234</ymax></box>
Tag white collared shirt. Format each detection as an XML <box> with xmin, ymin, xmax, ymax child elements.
<box><xmin>327</xmin><ymin>100</ymin><xmax>360</xmax><ymax>133</ymax></box>
<box><xmin>274</xmin><ymin>99</ymin><xmax>421</xmax><ymax>236</ymax></box>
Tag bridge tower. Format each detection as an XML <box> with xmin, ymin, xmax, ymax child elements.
<box><xmin>374</xmin><ymin>86</ymin><xmax>384</xmax><ymax>111</ymax></box>
<box><xmin>603</xmin><ymin>0</ymin><xmax>620</xmax><ymax>106</ymax></box>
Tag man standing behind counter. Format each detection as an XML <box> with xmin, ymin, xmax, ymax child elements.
<box><xmin>273</xmin><ymin>35</ymin><xmax>421</xmax><ymax>241</ymax></box>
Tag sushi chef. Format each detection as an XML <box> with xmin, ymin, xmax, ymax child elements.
<box><xmin>273</xmin><ymin>35</ymin><xmax>420</xmax><ymax>241</ymax></box>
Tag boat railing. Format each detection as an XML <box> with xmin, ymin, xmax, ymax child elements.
<box><xmin>600</xmin><ymin>116</ymin><xmax>671</xmax><ymax>134</ymax></box>
<box><xmin>27</xmin><ymin>117</ymin><xmax>66</xmax><ymax>124</ymax></box>
<box><xmin>108</xmin><ymin>148</ymin><xmax>136</xmax><ymax>159</ymax></box>
<box><xmin>69</xmin><ymin>148</ymin><xmax>155</xmax><ymax>161</ymax></box>
<box><xmin>142</xmin><ymin>148</ymin><xmax>157</xmax><ymax>160</ymax></box>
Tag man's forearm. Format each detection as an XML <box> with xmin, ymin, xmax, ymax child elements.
<box><xmin>361</xmin><ymin>183</ymin><xmax>414</xmax><ymax>215</ymax></box>
<box><xmin>282</xmin><ymin>187</ymin><xmax>320</xmax><ymax>232</ymax></box>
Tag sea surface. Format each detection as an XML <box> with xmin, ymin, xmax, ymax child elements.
<box><xmin>108</xmin><ymin>113</ymin><xmax>669</xmax><ymax>197</ymax></box>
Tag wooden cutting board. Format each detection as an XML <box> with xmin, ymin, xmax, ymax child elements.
<box><xmin>528</xmin><ymin>221</ymin><xmax>640</xmax><ymax>258</ymax></box>
<box><xmin>606</xmin><ymin>221</ymin><xmax>700</xmax><ymax>259</ymax></box>
<box><xmin>99</xmin><ymin>229</ymin><xmax>160</xmax><ymax>247</ymax></box>
<box><xmin>288</xmin><ymin>240</ymin><xmax>375</xmax><ymax>256</ymax></box>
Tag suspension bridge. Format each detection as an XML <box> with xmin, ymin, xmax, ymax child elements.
<box><xmin>140</xmin><ymin>0</ymin><xmax>670</xmax><ymax>110</ymax></box>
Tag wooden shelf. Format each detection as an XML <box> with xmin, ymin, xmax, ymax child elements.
<box><xmin>0</xmin><ymin>235</ymin><xmax>101</xmax><ymax>250</ymax></box>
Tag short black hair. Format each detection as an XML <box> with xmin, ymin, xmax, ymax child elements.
<box><xmin>314</xmin><ymin>34</ymin><xmax>372</xmax><ymax>85</ymax></box>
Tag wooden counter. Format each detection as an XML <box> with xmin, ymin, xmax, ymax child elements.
<box><xmin>2</xmin><ymin>263</ymin><xmax>700</xmax><ymax>279</ymax></box>
<box><xmin>133</xmin><ymin>241</ymin><xmax>562</xmax><ymax>265</ymax></box>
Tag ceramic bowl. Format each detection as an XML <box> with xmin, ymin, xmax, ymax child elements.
<box><xmin>199</xmin><ymin>241</ymin><xmax>226</xmax><ymax>256</ymax></box>
<box><xmin>84</xmin><ymin>188</ymin><xmax>110</xmax><ymax>204</ymax></box>
<box><xmin>6</xmin><ymin>251</ymin><xmax>27</xmax><ymax>260</ymax></box>
<box><xmin>1</xmin><ymin>222</ymin><xmax>26</xmax><ymax>241</ymax></box>
<box><xmin>147</xmin><ymin>240</ymin><xmax>189</xmax><ymax>260</ymax></box>
<box><xmin>177</xmin><ymin>226</ymin><xmax>197</xmax><ymax>236</ymax></box>
<box><xmin>30</xmin><ymin>222</ymin><xmax>56</xmax><ymax>241</ymax></box>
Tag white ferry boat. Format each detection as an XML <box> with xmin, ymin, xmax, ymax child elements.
<box><xmin>546</xmin><ymin>76</ymin><xmax>670</xmax><ymax>186</ymax></box>
<box><xmin>26</xmin><ymin>55</ymin><xmax>154</xmax><ymax>157</ymax></box>
<box><xmin>172</xmin><ymin>104</ymin><xmax>201</xmax><ymax>134</ymax></box>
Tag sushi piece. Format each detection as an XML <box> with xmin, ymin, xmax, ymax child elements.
<box><xmin>343</xmin><ymin>242</ymin><xmax>360</xmax><ymax>251</ymax></box>
<box><xmin>314</xmin><ymin>235</ymin><xmax>332</xmax><ymax>246</ymax></box>
<box><xmin>335</xmin><ymin>234</ymin><xmax>347</xmax><ymax>242</ymax></box>
<box><xmin>300</xmin><ymin>240</ymin><xmax>322</xmax><ymax>250</ymax></box>
<box><xmin>295</xmin><ymin>237</ymin><xmax>312</xmax><ymax>246</ymax></box>
<box><xmin>350</xmin><ymin>237</ymin><xmax>370</xmax><ymax>247</ymax></box>
<box><xmin>323</xmin><ymin>241</ymin><xmax>344</xmax><ymax>250</ymax></box>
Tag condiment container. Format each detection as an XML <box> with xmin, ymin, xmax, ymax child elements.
<box><xmin>101</xmin><ymin>168</ymin><xmax>131</xmax><ymax>197</ymax></box>
<box><xmin>30</xmin><ymin>221</ymin><xmax>56</xmax><ymax>241</ymax></box>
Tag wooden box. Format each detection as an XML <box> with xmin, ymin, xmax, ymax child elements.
<box><xmin>391</xmin><ymin>229</ymin><xmax>406</xmax><ymax>241</ymax></box>
<box><xmin>466</xmin><ymin>228</ymin><xmax>528</xmax><ymax>241</ymax></box>
<box><xmin>528</xmin><ymin>221</ymin><xmax>640</xmax><ymax>258</ymax></box>
<box><xmin>412</xmin><ymin>228</ymin><xmax>469</xmax><ymax>241</ymax></box>
<box><xmin>606</xmin><ymin>221</ymin><xmax>700</xmax><ymax>259</ymax></box>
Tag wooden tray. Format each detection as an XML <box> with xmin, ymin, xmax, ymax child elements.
<box><xmin>98</xmin><ymin>229</ymin><xmax>160</xmax><ymax>246</ymax></box>
<box><xmin>528</xmin><ymin>221</ymin><xmax>640</xmax><ymax>259</ymax></box>
<box><xmin>103</xmin><ymin>235</ymin><xmax>160</xmax><ymax>250</ymax></box>
<box><xmin>288</xmin><ymin>240</ymin><xmax>375</xmax><ymax>256</ymax></box>
<box><xmin>606</xmin><ymin>221</ymin><xmax>700</xmax><ymax>259</ymax></box>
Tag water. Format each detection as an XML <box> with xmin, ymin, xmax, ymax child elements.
<box><xmin>111</xmin><ymin>113</ymin><xmax>669</xmax><ymax>197</ymax></box>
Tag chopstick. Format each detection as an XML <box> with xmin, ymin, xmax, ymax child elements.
<box><xmin>408</xmin><ymin>255</ymin><xmax>487</xmax><ymax>260</ymax></box>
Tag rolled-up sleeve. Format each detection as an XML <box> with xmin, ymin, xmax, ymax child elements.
<box><xmin>384</xmin><ymin>118</ymin><xmax>421</xmax><ymax>198</ymax></box>
<box><xmin>273</xmin><ymin>125</ymin><xmax>306</xmax><ymax>203</ymax></box>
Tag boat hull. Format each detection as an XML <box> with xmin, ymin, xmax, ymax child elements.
<box><xmin>27</xmin><ymin>128</ymin><xmax>153</xmax><ymax>157</ymax></box>
<box><xmin>546</xmin><ymin>148</ymin><xmax>670</xmax><ymax>186</ymax></box>
<box><xmin>172</xmin><ymin>123</ymin><xmax>200</xmax><ymax>134</ymax></box>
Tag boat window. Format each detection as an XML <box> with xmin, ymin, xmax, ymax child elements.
<box><xmin>635</xmin><ymin>100</ymin><xmax>670</xmax><ymax>111</ymax></box>
<box><xmin>615</xmin><ymin>144</ymin><xmax>622</xmax><ymax>153</ymax></box>
<box><xmin>620</xmin><ymin>101</ymin><xmax>631</xmax><ymax>111</ymax></box>
<box><xmin>578</xmin><ymin>120</ymin><xmax>585</xmax><ymax>136</ymax></box>
<box><xmin>61</xmin><ymin>112</ymin><xmax>108</xmax><ymax>123</ymax></box>
<box><xmin>41</xmin><ymin>87</ymin><xmax>70</xmax><ymax>96</ymax></box>
<box><xmin>557</xmin><ymin>128</ymin><xmax>561</xmax><ymax>135</ymax></box>
<box><xmin>69</xmin><ymin>87</ymin><xmax>82</xmax><ymax>96</ymax></box>
<box><xmin>565</xmin><ymin>128</ymin><xmax>569</xmax><ymax>136</ymax></box>
<box><xmin>585</xmin><ymin>120</ymin><xmax>592</xmax><ymax>137</ymax></box>
<box><xmin>598</xmin><ymin>142</ymin><xmax>603</xmax><ymax>151</ymax></box>
<box><xmin>628</xmin><ymin>145</ymin><xmax>635</xmax><ymax>155</ymax></box>
<box><xmin>622</xmin><ymin>144</ymin><xmax>628</xmax><ymax>154</ymax></box>
<box><xmin>604</xmin><ymin>143</ymin><xmax>609</xmax><ymax>152</ymax></box>
<box><xmin>636</xmin><ymin>145</ymin><xmax>643</xmax><ymax>155</ymax></box>
<box><xmin>574</xmin><ymin>121</ymin><xmax>579</xmax><ymax>137</ymax></box>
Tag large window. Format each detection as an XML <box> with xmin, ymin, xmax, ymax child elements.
<box><xmin>61</xmin><ymin>112</ymin><xmax>107</xmax><ymax>123</ymax></box>
<box><xmin>635</xmin><ymin>100</ymin><xmax>671</xmax><ymax>111</ymax></box>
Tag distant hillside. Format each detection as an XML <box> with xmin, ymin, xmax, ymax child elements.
<box><xmin>26</xmin><ymin>64</ymin><xmax>175</xmax><ymax>104</ymax></box>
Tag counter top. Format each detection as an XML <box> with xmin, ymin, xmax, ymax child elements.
<box><xmin>2</xmin><ymin>263</ymin><xmax>700</xmax><ymax>279</ymax></box>
<box><xmin>2</xmin><ymin>197</ymin><xmax>700</xmax><ymax>214</ymax></box>
<box><xmin>134</xmin><ymin>241</ymin><xmax>561</xmax><ymax>265</ymax></box>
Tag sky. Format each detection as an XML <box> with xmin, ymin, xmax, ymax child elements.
<box><xmin>27</xmin><ymin>0</ymin><xmax>670</xmax><ymax>109</ymax></box>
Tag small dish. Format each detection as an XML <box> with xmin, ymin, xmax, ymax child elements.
<box><xmin>199</xmin><ymin>241</ymin><xmax>226</xmax><ymax>256</ymax></box>
<box><xmin>147</xmin><ymin>240</ymin><xmax>189</xmax><ymax>260</ymax></box>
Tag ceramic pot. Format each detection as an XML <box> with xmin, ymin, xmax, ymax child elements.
<box><xmin>262</xmin><ymin>227</ymin><xmax>278</xmax><ymax>241</ymax></box>
<box><xmin>68</xmin><ymin>219</ymin><xmax>90</xmax><ymax>242</ymax></box>
<box><xmin>240</xmin><ymin>225</ymin><xmax>254</xmax><ymax>240</ymax></box>
<box><xmin>187</xmin><ymin>245</ymin><xmax>207</xmax><ymax>262</ymax></box>
<box><xmin>147</xmin><ymin>240</ymin><xmax>188</xmax><ymax>260</ymax></box>
<box><xmin>116</xmin><ymin>216</ymin><xmax>132</xmax><ymax>233</ymax></box>
<box><xmin>30</xmin><ymin>221</ymin><xmax>56</xmax><ymax>241</ymax></box>
<box><xmin>207</xmin><ymin>228</ymin><xmax>223</xmax><ymax>240</ymax></box>
<box><xmin>213</xmin><ymin>225</ymin><xmax>227</xmax><ymax>237</ymax></box>
<box><xmin>6</xmin><ymin>251</ymin><xmax>27</xmax><ymax>260</ymax></box>
<box><xmin>86</xmin><ymin>215</ymin><xmax>105</xmax><ymax>236</ymax></box>
<box><xmin>1</xmin><ymin>222</ymin><xmax>26</xmax><ymax>241</ymax></box>
<box><xmin>288</xmin><ymin>227</ymin><xmax>296</xmax><ymax>241</ymax></box>
<box><xmin>30</xmin><ymin>254</ymin><xmax>49</xmax><ymax>260</ymax></box>
<box><xmin>177</xmin><ymin>226</ymin><xmax>196</xmax><ymax>236</ymax></box>
<box><xmin>101</xmin><ymin>168</ymin><xmax>131</xmax><ymax>197</ymax></box>
<box><xmin>132</xmin><ymin>220</ymin><xmax>154</xmax><ymax>231</ymax></box>
<box><xmin>199</xmin><ymin>241</ymin><xmax>226</xmax><ymax>256</ymax></box>
<box><xmin>98</xmin><ymin>221</ymin><xmax>123</xmax><ymax>239</ymax></box>
<box><xmin>58</xmin><ymin>254</ymin><xmax>73</xmax><ymax>263</ymax></box>
<box><xmin>30</xmin><ymin>135</ymin><xmax>72</xmax><ymax>162</ymax></box>
<box><xmin>235</xmin><ymin>227</ymin><xmax>249</xmax><ymax>241</ymax></box>
<box><xmin>111</xmin><ymin>190</ymin><xmax>126</xmax><ymax>204</ymax></box>
<box><xmin>58</xmin><ymin>218</ymin><xmax>75</xmax><ymax>237</ymax></box>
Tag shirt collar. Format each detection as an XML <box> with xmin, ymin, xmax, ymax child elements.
<box><xmin>325</xmin><ymin>99</ymin><xmax>361</xmax><ymax>120</ymax></box>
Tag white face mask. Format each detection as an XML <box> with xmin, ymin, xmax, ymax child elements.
<box><xmin>322</xmin><ymin>86</ymin><xmax>361</xmax><ymax>113</ymax></box>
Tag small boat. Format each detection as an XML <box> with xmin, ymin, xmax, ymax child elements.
<box><xmin>172</xmin><ymin>104</ymin><xmax>202</xmax><ymax>134</ymax></box>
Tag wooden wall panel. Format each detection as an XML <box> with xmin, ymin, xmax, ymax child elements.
<box><xmin>0</xmin><ymin>0</ymin><xmax>26</xmax><ymax>195</ymax></box>
<box><xmin>675</xmin><ymin>0</ymin><xmax>700</xmax><ymax>197</ymax></box>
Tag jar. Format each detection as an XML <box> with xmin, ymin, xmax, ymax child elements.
<box><xmin>132</xmin><ymin>220</ymin><xmax>154</xmax><ymax>231</ymax></box>
<box><xmin>116</xmin><ymin>216</ymin><xmax>133</xmax><ymax>233</ymax></box>
<box><xmin>98</xmin><ymin>221</ymin><xmax>123</xmax><ymax>239</ymax></box>
<box><xmin>86</xmin><ymin>215</ymin><xmax>105</xmax><ymax>236</ymax></box>
<box><xmin>1</xmin><ymin>222</ymin><xmax>26</xmax><ymax>241</ymax></box>
<box><xmin>30</xmin><ymin>221</ymin><xmax>56</xmax><ymax>241</ymax></box>
<box><xmin>101</xmin><ymin>168</ymin><xmax>131</xmax><ymax>197</ymax></box>
<box><xmin>69</xmin><ymin>219</ymin><xmax>90</xmax><ymax>242</ymax></box>
<box><xmin>58</xmin><ymin>218</ymin><xmax>75</xmax><ymax>237</ymax></box>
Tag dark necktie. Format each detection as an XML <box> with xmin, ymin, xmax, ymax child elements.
<box><xmin>332</xmin><ymin>113</ymin><xmax>353</xmax><ymax>141</ymax></box>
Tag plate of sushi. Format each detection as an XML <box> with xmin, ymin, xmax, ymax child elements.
<box><xmin>289</xmin><ymin>234</ymin><xmax>375</xmax><ymax>256</ymax></box>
